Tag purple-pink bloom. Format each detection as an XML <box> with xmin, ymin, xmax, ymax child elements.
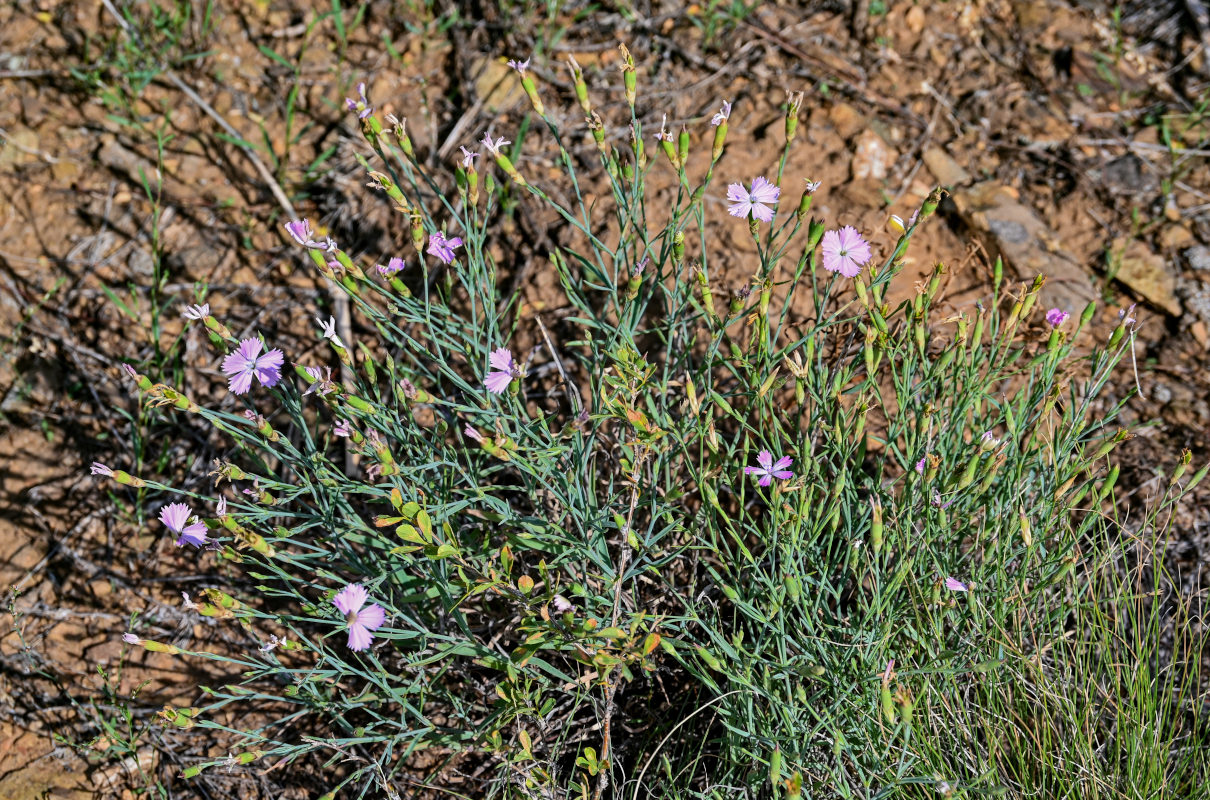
<box><xmin>464</xmin><ymin>424</ymin><xmax>484</xmax><ymax>443</ymax></box>
<box><xmin>377</xmin><ymin>257</ymin><xmax>405</xmax><ymax>277</ymax></box>
<box><xmin>303</xmin><ymin>366</ymin><xmax>336</xmax><ymax>397</ymax></box>
<box><xmin>333</xmin><ymin>419</ymin><xmax>351</xmax><ymax>438</ymax></box>
<box><xmin>744</xmin><ymin>449</ymin><xmax>794</xmax><ymax>487</ymax></box>
<box><xmin>345</xmin><ymin>82</ymin><xmax>372</xmax><ymax>119</ymax></box>
<box><xmin>944</xmin><ymin>577</ymin><xmax>968</xmax><ymax>592</ymax></box>
<box><xmin>553</xmin><ymin>594</ymin><xmax>573</xmax><ymax>613</ymax></box>
<box><xmin>160</xmin><ymin>502</ymin><xmax>207</xmax><ymax>548</ymax></box>
<box><xmin>90</xmin><ymin>462</ymin><xmax>113</xmax><ymax>477</ymax></box>
<box><xmin>485</xmin><ymin>348</ymin><xmax>520</xmax><ymax>394</ymax></box>
<box><xmin>711</xmin><ymin>101</ymin><xmax>732</xmax><ymax>126</ymax></box>
<box><xmin>122</xmin><ymin>633</ymin><xmax>141</xmax><ymax>645</ymax></box>
<box><xmin>284</xmin><ymin>219</ymin><xmax>313</xmax><ymax>246</ymax></box>
<box><xmin>727</xmin><ymin>177</ymin><xmax>780</xmax><ymax>223</ymax></box>
<box><xmin>333</xmin><ymin>583</ymin><xmax>386</xmax><ymax>652</ymax></box>
<box><xmin>427</xmin><ymin>231</ymin><xmax>463</xmax><ymax>265</ymax></box>
<box><xmin>284</xmin><ymin>218</ymin><xmax>336</xmax><ymax>252</ymax></box>
<box><xmin>915</xmin><ymin>456</ymin><xmax>927</xmax><ymax>474</ymax></box>
<box><xmin>821</xmin><ymin>226</ymin><xmax>872</xmax><ymax>278</ymax></box>
<box><xmin>459</xmin><ymin>146</ymin><xmax>479</xmax><ymax>168</ymax></box>
<box><xmin>182</xmin><ymin>303</ymin><xmax>209</xmax><ymax>321</ymax></box>
<box><xmin>506</xmin><ymin>57</ymin><xmax>531</xmax><ymax>75</ymax></box>
<box><xmin>1045</xmin><ymin>307</ymin><xmax>1069</xmax><ymax>327</ymax></box>
<box><xmin>481</xmin><ymin>132</ymin><xmax>511</xmax><ymax>156</ymax></box>
<box><xmin>221</xmin><ymin>338</ymin><xmax>284</xmax><ymax>395</ymax></box>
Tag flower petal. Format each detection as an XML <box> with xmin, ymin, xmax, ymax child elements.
<box><xmin>159</xmin><ymin>502</ymin><xmax>191</xmax><ymax>533</ymax></box>
<box><xmin>489</xmin><ymin>348</ymin><xmax>514</xmax><ymax>372</ymax></box>
<box><xmin>357</xmin><ymin>603</ymin><xmax>386</xmax><ymax>632</ymax></box>
<box><xmin>756</xmin><ymin>450</ymin><xmax>773</xmax><ymax>469</ymax></box>
<box><xmin>347</xmin><ymin>623</ymin><xmax>373</xmax><ymax>651</ymax></box>
<box><xmin>333</xmin><ymin>583</ymin><xmax>368</xmax><ymax>616</ymax></box>
<box><xmin>485</xmin><ymin>371</ymin><xmax>513</xmax><ymax>394</ymax></box>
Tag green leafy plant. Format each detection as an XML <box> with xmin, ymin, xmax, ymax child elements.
<box><xmin>92</xmin><ymin>47</ymin><xmax>1210</xmax><ymax>799</ymax></box>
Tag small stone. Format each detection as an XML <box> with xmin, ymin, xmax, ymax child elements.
<box><xmin>828</xmin><ymin>102</ymin><xmax>865</xmax><ymax>139</ymax></box>
<box><xmin>950</xmin><ymin>181</ymin><xmax>1095</xmax><ymax>311</ymax></box>
<box><xmin>1160</xmin><ymin>224</ymin><xmax>1194</xmax><ymax>250</ymax></box>
<box><xmin>905</xmin><ymin>6</ymin><xmax>926</xmax><ymax>33</ymax></box>
<box><xmin>923</xmin><ymin>147</ymin><xmax>972</xmax><ymax>187</ymax></box>
<box><xmin>1114</xmin><ymin>240</ymin><xmax>1181</xmax><ymax>315</ymax></box>
<box><xmin>1184</xmin><ymin>246</ymin><xmax>1210</xmax><ymax>271</ymax></box>
<box><xmin>851</xmin><ymin>129</ymin><xmax>895</xmax><ymax>181</ymax></box>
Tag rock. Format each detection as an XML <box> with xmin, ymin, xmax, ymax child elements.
<box><xmin>1160</xmin><ymin>223</ymin><xmax>1194</xmax><ymax>250</ymax></box>
<box><xmin>905</xmin><ymin>6</ymin><xmax>926</xmax><ymax>33</ymax></box>
<box><xmin>923</xmin><ymin>148</ymin><xmax>972</xmax><ymax>187</ymax></box>
<box><xmin>950</xmin><ymin>181</ymin><xmax>1096</xmax><ymax>312</ymax></box>
<box><xmin>1093</xmin><ymin>153</ymin><xmax>1159</xmax><ymax>197</ymax></box>
<box><xmin>1184</xmin><ymin>246</ymin><xmax>1210</xmax><ymax>271</ymax></box>
<box><xmin>1113</xmin><ymin>239</ymin><xmax>1182</xmax><ymax>315</ymax></box>
<box><xmin>471</xmin><ymin>56</ymin><xmax>526</xmax><ymax>112</ymax></box>
<box><xmin>828</xmin><ymin>102</ymin><xmax>865</xmax><ymax>139</ymax></box>
<box><xmin>1181</xmin><ymin>281</ymin><xmax>1210</xmax><ymax>324</ymax></box>
<box><xmin>851</xmin><ymin>129</ymin><xmax>895</xmax><ymax>181</ymax></box>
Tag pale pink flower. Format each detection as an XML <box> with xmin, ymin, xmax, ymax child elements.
<box><xmin>332</xmin><ymin>584</ymin><xmax>386</xmax><ymax>652</ymax></box>
<box><xmin>485</xmin><ymin>348</ymin><xmax>520</xmax><ymax>394</ymax></box>
<box><xmin>90</xmin><ymin>462</ymin><xmax>113</xmax><ymax>477</ymax></box>
<box><xmin>481</xmin><ymin>133</ymin><xmax>511</xmax><ymax>156</ymax></box>
<box><xmin>944</xmin><ymin>577</ymin><xmax>968</xmax><ymax>592</ymax></box>
<box><xmin>427</xmin><ymin>231</ymin><xmax>463</xmax><ymax>265</ymax></box>
<box><xmin>744</xmin><ymin>450</ymin><xmax>794</xmax><ymax>487</ymax></box>
<box><xmin>182</xmin><ymin>303</ymin><xmax>209</xmax><ymax>321</ymax></box>
<box><xmin>711</xmin><ymin>101</ymin><xmax>732</xmax><ymax>126</ymax></box>
<box><xmin>459</xmin><ymin>147</ymin><xmax>479</xmax><ymax>168</ymax></box>
<box><xmin>821</xmin><ymin>226</ymin><xmax>872</xmax><ymax>278</ymax></box>
<box><xmin>159</xmin><ymin>502</ymin><xmax>207</xmax><ymax>548</ymax></box>
<box><xmin>221</xmin><ymin>338</ymin><xmax>284</xmax><ymax>395</ymax></box>
<box><xmin>1045</xmin><ymin>308</ymin><xmax>1069</xmax><ymax>326</ymax></box>
<box><xmin>727</xmin><ymin>177</ymin><xmax>780</xmax><ymax>223</ymax></box>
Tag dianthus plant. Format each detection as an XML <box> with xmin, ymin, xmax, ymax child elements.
<box><xmin>94</xmin><ymin>47</ymin><xmax>1209</xmax><ymax>800</ymax></box>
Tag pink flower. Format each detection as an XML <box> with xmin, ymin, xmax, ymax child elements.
<box><xmin>481</xmin><ymin>132</ymin><xmax>511</xmax><ymax>156</ymax></box>
<box><xmin>485</xmin><ymin>348</ymin><xmax>520</xmax><ymax>394</ymax></box>
<box><xmin>333</xmin><ymin>583</ymin><xmax>386</xmax><ymax>652</ymax></box>
<box><xmin>553</xmin><ymin>595</ymin><xmax>573</xmax><ymax>613</ymax></box>
<box><xmin>821</xmin><ymin>226</ymin><xmax>872</xmax><ymax>278</ymax></box>
<box><xmin>727</xmin><ymin>177</ymin><xmax>780</xmax><ymax>223</ymax></box>
<box><xmin>122</xmin><ymin>633</ymin><xmax>141</xmax><ymax>645</ymax></box>
<box><xmin>915</xmin><ymin>456</ymin><xmax>927</xmax><ymax>474</ymax></box>
<box><xmin>90</xmin><ymin>462</ymin><xmax>113</xmax><ymax>477</ymax></box>
<box><xmin>160</xmin><ymin>502</ymin><xmax>207</xmax><ymax>548</ymax></box>
<box><xmin>1045</xmin><ymin>308</ymin><xmax>1069</xmax><ymax>326</ymax></box>
<box><xmin>345</xmin><ymin>81</ymin><xmax>372</xmax><ymax>119</ymax></box>
<box><xmin>506</xmin><ymin>57</ymin><xmax>531</xmax><ymax>75</ymax></box>
<box><xmin>427</xmin><ymin>231</ymin><xmax>463</xmax><ymax>264</ymax></box>
<box><xmin>221</xmin><ymin>338</ymin><xmax>285</xmax><ymax>395</ymax></box>
<box><xmin>744</xmin><ymin>450</ymin><xmax>794</xmax><ymax>487</ymax></box>
<box><xmin>377</xmin><ymin>257</ymin><xmax>405</xmax><ymax>277</ymax></box>
<box><xmin>464</xmin><ymin>424</ymin><xmax>484</xmax><ymax>443</ymax></box>
<box><xmin>711</xmin><ymin>101</ymin><xmax>732</xmax><ymax>126</ymax></box>
<box><xmin>944</xmin><ymin>577</ymin><xmax>968</xmax><ymax>592</ymax></box>
<box><xmin>333</xmin><ymin>419</ymin><xmax>351</xmax><ymax>438</ymax></box>
<box><xmin>459</xmin><ymin>146</ymin><xmax>479</xmax><ymax>168</ymax></box>
<box><xmin>182</xmin><ymin>303</ymin><xmax>209</xmax><ymax>320</ymax></box>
